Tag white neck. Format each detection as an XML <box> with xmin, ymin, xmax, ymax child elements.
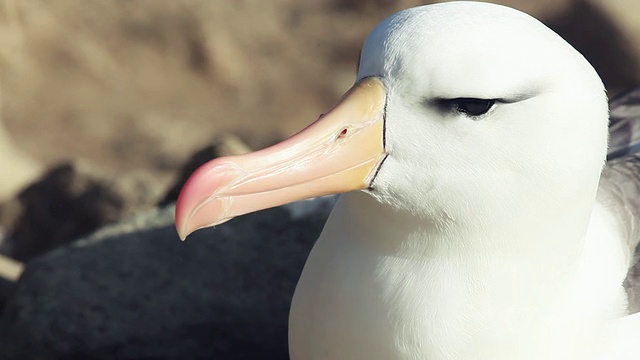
<box><xmin>290</xmin><ymin>191</ymin><xmax>605</xmax><ymax>359</ymax></box>
<box><xmin>344</xmin><ymin>190</ymin><xmax>590</xmax><ymax>276</ymax></box>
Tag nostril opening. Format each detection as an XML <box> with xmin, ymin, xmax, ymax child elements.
<box><xmin>339</xmin><ymin>128</ymin><xmax>348</xmax><ymax>137</ymax></box>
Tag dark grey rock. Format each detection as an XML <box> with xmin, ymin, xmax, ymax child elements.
<box><xmin>0</xmin><ymin>197</ymin><xmax>335</xmax><ymax>360</ymax></box>
<box><xmin>0</xmin><ymin>161</ymin><xmax>161</xmax><ymax>262</ymax></box>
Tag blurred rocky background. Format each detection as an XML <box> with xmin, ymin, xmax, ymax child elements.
<box><xmin>0</xmin><ymin>0</ymin><xmax>638</xmax><ymax>359</ymax></box>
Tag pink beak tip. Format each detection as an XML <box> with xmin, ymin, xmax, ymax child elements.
<box><xmin>177</xmin><ymin>228</ymin><xmax>188</xmax><ymax>242</ymax></box>
<box><xmin>174</xmin><ymin>208</ymin><xmax>190</xmax><ymax>241</ymax></box>
<box><xmin>173</xmin><ymin>158</ymin><xmax>234</xmax><ymax>241</ymax></box>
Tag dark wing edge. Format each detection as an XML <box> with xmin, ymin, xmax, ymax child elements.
<box><xmin>608</xmin><ymin>85</ymin><xmax>640</xmax><ymax>160</ymax></box>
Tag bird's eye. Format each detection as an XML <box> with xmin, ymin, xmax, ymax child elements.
<box><xmin>438</xmin><ymin>98</ymin><xmax>496</xmax><ymax>117</ymax></box>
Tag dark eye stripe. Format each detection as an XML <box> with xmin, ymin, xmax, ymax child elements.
<box><xmin>436</xmin><ymin>98</ymin><xmax>496</xmax><ymax>117</ymax></box>
<box><xmin>455</xmin><ymin>98</ymin><xmax>495</xmax><ymax>116</ymax></box>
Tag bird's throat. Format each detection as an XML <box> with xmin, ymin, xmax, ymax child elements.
<box><xmin>290</xmin><ymin>192</ymin><xmax>600</xmax><ymax>359</ymax></box>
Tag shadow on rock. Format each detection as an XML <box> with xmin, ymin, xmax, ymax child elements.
<box><xmin>0</xmin><ymin>161</ymin><xmax>161</xmax><ymax>262</ymax></box>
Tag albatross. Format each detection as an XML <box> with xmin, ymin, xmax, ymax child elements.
<box><xmin>174</xmin><ymin>2</ymin><xmax>640</xmax><ymax>359</ymax></box>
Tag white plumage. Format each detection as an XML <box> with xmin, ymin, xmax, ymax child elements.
<box><xmin>288</xmin><ymin>2</ymin><xmax>640</xmax><ymax>359</ymax></box>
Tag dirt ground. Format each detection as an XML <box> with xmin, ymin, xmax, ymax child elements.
<box><xmin>0</xmin><ymin>0</ymin><xmax>639</xmax><ymax>198</ymax></box>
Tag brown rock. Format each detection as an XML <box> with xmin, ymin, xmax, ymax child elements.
<box><xmin>0</xmin><ymin>117</ymin><xmax>42</xmax><ymax>202</ymax></box>
<box><xmin>546</xmin><ymin>0</ymin><xmax>640</xmax><ymax>96</ymax></box>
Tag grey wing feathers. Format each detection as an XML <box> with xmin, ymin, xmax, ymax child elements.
<box><xmin>607</xmin><ymin>157</ymin><xmax>640</xmax><ymax>314</ymax></box>
<box><xmin>600</xmin><ymin>155</ymin><xmax>640</xmax><ymax>259</ymax></box>
<box><xmin>606</xmin><ymin>85</ymin><xmax>640</xmax><ymax>313</ymax></box>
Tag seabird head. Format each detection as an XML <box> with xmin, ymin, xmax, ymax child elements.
<box><xmin>358</xmin><ymin>2</ymin><xmax>608</xmax><ymax>228</ymax></box>
<box><xmin>175</xmin><ymin>1</ymin><xmax>608</xmax><ymax>239</ymax></box>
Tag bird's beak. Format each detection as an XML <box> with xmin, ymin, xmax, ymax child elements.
<box><xmin>175</xmin><ymin>77</ymin><xmax>387</xmax><ymax>240</ymax></box>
